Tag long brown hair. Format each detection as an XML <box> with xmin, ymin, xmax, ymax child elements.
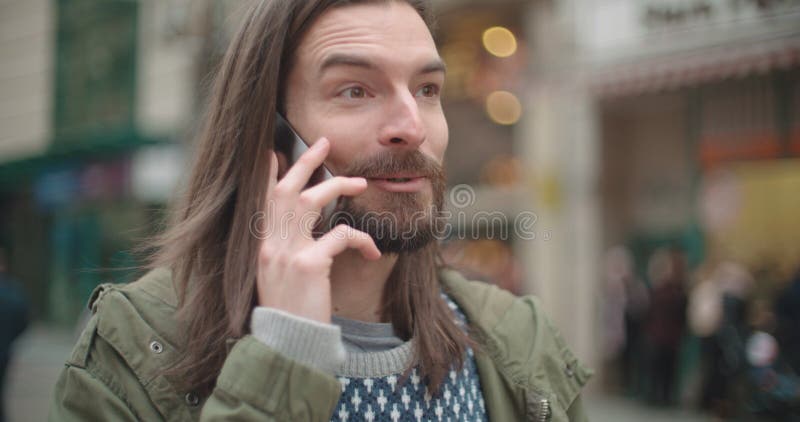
<box><xmin>151</xmin><ymin>0</ymin><xmax>471</xmax><ymax>397</ymax></box>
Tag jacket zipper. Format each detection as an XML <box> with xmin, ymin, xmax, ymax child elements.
<box><xmin>536</xmin><ymin>398</ymin><xmax>551</xmax><ymax>422</ymax></box>
<box><xmin>525</xmin><ymin>391</ymin><xmax>552</xmax><ymax>422</ymax></box>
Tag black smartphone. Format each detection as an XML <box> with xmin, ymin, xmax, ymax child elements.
<box><xmin>274</xmin><ymin>113</ymin><xmax>336</xmax><ymax>220</ymax></box>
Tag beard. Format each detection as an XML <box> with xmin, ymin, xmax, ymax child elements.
<box><xmin>324</xmin><ymin>150</ymin><xmax>446</xmax><ymax>254</ymax></box>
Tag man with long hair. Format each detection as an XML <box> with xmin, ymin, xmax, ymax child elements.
<box><xmin>50</xmin><ymin>0</ymin><xmax>590</xmax><ymax>420</ymax></box>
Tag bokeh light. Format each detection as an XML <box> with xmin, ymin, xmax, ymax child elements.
<box><xmin>482</xmin><ymin>26</ymin><xmax>517</xmax><ymax>58</ymax></box>
<box><xmin>485</xmin><ymin>90</ymin><xmax>522</xmax><ymax>125</ymax></box>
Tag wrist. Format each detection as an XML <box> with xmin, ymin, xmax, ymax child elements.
<box><xmin>250</xmin><ymin>306</ymin><xmax>345</xmax><ymax>373</ymax></box>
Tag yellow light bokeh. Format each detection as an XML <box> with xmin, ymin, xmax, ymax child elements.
<box><xmin>482</xmin><ymin>26</ymin><xmax>517</xmax><ymax>58</ymax></box>
<box><xmin>485</xmin><ymin>91</ymin><xmax>522</xmax><ymax>125</ymax></box>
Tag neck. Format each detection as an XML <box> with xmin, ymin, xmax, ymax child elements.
<box><xmin>330</xmin><ymin>249</ymin><xmax>398</xmax><ymax>323</ymax></box>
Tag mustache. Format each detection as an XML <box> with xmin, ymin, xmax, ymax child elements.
<box><xmin>341</xmin><ymin>150</ymin><xmax>443</xmax><ymax>179</ymax></box>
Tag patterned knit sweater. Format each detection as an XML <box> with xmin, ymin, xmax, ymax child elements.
<box><xmin>330</xmin><ymin>295</ymin><xmax>488</xmax><ymax>422</ymax></box>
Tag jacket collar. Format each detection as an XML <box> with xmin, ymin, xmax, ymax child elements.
<box><xmin>439</xmin><ymin>267</ymin><xmax>591</xmax><ymax>420</ymax></box>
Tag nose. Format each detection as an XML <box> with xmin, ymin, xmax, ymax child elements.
<box><xmin>378</xmin><ymin>91</ymin><xmax>426</xmax><ymax>149</ymax></box>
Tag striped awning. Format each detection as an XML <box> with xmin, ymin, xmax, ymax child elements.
<box><xmin>591</xmin><ymin>35</ymin><xmax>800</xmax><ymax>98</ymax></box>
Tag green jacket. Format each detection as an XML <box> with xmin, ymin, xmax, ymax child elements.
<box><xmin>50</xmin><ymin>268</ymin><xmax>591</xmax><ymax>421</ymax></box>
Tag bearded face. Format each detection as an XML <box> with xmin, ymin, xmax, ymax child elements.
<box><xmin>323</xmin><ymin>150</ymin><xmax>446</xmax><ymax>253</ymax></box>
<box><xmin>283</xmin><ymin>1</ymin><xmax>449</xmax><ymax>252</ymax></box>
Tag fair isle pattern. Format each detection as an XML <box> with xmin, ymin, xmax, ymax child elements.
<box><xmin>330</xmin><ymin>295</ymin><xmax>488</xmax><ymax>422</ymax></box>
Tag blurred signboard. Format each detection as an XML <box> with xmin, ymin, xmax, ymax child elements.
<box><xmin>641</xmin><ymin>0</ymin><xmax>800</xmax><ymax>32</ymax></box>
<box><xmin>702</xmin><ymin>159</ymin><xmax>800</xmax><ymax>277</ymax></box>
<box><xmin>33</xmin><ymin>159</ymin><xmax>131</xmax><ymax>210</ymax></box>
<box><xmin>699</xmin><ymin>75</ymin><xmax>782</xmax><ymax>167</ymax></box>
<box><xmin>584</xmin><ymin>0</ymin><xmax>800</xmax><ymax>97</ymax></box>
<box><xmin>579</xmin><ymin>0</ymin><xmax>800</xmax><ymax>60</ymax></box>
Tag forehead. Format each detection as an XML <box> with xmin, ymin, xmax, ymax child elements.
<box><xmin>296</xmin><ymin>2</ymin><xmax>438</xmax><ymax>70</ymax></box>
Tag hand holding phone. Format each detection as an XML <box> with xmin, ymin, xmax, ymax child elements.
<box><xmin>274</xmin><ymin>113</ymin><xmax>337</xmax><ymax>221</ymax></box>
<box><xmin>254</xmin><ymin>114</ymin><xmax>380</xmax><ymax>323</ymax></box>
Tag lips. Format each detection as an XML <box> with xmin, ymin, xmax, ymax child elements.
<box><xmin>366</xmin><ymin>174</ymin><xmax>428</xmax><ymax>192</ymax></box>
<box><xmin>370</xmin><ymin>173</ymin><xmax>424</xmax><ymax>183</ymax></box>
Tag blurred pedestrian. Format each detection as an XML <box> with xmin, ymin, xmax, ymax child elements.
<box><xmin>774</xmin><ymin>266</ymin><xmax>800</xmax><ymax>374</ymax></box>
<box><xmin>702</xmin><ymin>262</ymin><xmax>753</xmax><ymax>418</ymax></box>
<box><xmin>603</xmin><ymin>246</ymin><xmax>630</xmax><ymax>361</ymax></box>
<box><xmin>688</xmin><ymin>267</ymin><xmax>724</xmax><ymax>411</ymax></box>
<box><xmin>602</xmin><ymin>245</ymin><xmax>649</xmax><ymax>395</ymax></box>
<box><xmin>0</xmin><ymin>248</ymin><xmax>30</xmax><ymax>422</ymax></box>
<box><xmin>745</xmin><ymin>329</ymin><xmax>800</xmax><ymax>419</ymax></box>
<box><xmin>736</xmin><ymin>264</ymin><xmax>800</xmax><ymax>419</ymax></box>
<box><xmin>644</xmin><ymin>247</ymin><xmax>688</xmax><ymax>406</ymax></box>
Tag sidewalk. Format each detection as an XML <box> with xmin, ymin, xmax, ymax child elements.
<box><xmin>584</xmin><ymin>394</ymin><xmax>713</xmax><ymax>422</ymax></box>
<box><xmin>4</xmin><ymin>323</ymin><xmax>713</xmax><ymax>421</ymax></box>
<box><xmin>4</xmin><ymin>324</ymin><xmax>75</xmax><ymax>422</ymax></box>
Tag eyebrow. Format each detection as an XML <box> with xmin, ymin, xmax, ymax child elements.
<box><xmin>318</xmin><ymin>53</ymin><xmax>447</xmax><ymax>77</ymax></box>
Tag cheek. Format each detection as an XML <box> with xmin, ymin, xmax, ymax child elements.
<box><xmin>325</xmin><ymin>107</ymin><xmax>397</xmax><ymax>165</ymax></box>
<box><xmin>321</xmin><ymin>123</ymin><xmax>366</xmax><ymax>172</ymax></box>
<box><xmin>427</xmin><ymin>114</ymin><xmax>449</xmax><ymax>162</ymax></box>
<box><xmin>326</xmin><ymin>149</ymin><xmax>352</xmax><ymax>174</ymax></box>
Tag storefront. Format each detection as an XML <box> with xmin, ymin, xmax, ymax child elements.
<box><xmin>590</xmin><ymin>1</ymin><xmax>800</xmax><ymax>279</ymax></box>
<box><xmin>578</xmin><ymin>0</ymin><xmax>800</xmax><ymax>397</ymax></box>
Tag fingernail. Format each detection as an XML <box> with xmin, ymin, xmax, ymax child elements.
<box><xmin>314</xmin><ymin>138</ymin><xmax>329</xmax><ymax>149</ymax></box>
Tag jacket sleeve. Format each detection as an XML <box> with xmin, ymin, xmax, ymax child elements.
<box><xmin>200</xmin><ymin>335</ymin><xmax>342</xmax><ymax>420</ymax></box>
<box><xmin>50</xmin><ymin>302</ymin><xmax>342</xmax><ymax>421</ymax></box>
<box><xmin>50</xmin><ymin>335</ymin><xmax>342</xmax><ymax>421</ymax></box>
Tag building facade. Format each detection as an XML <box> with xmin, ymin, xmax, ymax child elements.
<box><xmin>0</xmin><ymin>0</ymin><xmax>205</xmax><ymax>323</ymax></box>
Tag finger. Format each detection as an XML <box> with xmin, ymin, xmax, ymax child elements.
<box><xmin>267</xmin><ymin>151</ymin><xmax>279</xmax><ymax>199</ymax></box>
<box><xmin>314</xmin><ymin>225</ymin><xmax>381</xmax><ymax>260</ymax></box>
<box><xmin>275</xmin><ymin>137</ymin><xmax>330</xmax><ymax>194</ymax></box>
<box><xmin>295</xmin><ymin>176</ymin><xmax>367</xmax><ymax>215</ymax></box>
<box><xmin>264</xmin><ymin>151</ymin><xmax>281</xmax><ymax>216</ymax></box>
<box><xmin>253</xmin><ymin>152</ymin><xmax>281</xmax><ymax>241</ymax></box>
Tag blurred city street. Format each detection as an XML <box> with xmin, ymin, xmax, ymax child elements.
<box><xmin>4</xmin><ymin>324</ymin><xmax>714</xmax><ymax>422</ymax></box>
<box><xmin>2</xmin><ymin>0</ymin><xmax>800</xmax><ymax>420</ymax></box>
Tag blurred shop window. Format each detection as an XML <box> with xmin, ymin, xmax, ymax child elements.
<box><xmin>433</xmin><ymin>4</ymin><xmax>529</xmax><ymax>295</ymax></box>
<box><xmin>54</xmin><ymin>0</ymin><xmax>137</xmax><ymax>143</ymax></box>
<box><xmin>700</xmin><ymin>75</ymin><xmax>779</xmax><ymax>167</ymax></box>
<box><xmin>441</xmin><ymin>238</ymin><xmax>522</xmax><ymax>294</ymax></box>
<box><xmin>436</xmin><ymin>5</ymin><xmax>525</xmax><ymax>186</ymax></box>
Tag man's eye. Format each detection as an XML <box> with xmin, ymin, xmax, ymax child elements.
<box><xmin>341</xmin><ymin>86</ymin><xmax>367</xmax><ymax>99</ymax></box>
<box><xmin>416</xmin><ymin>84</ymin><xmax>440</xmax><ymax>98</ymax></box>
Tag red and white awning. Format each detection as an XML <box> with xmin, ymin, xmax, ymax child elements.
<box><xmin>592</xmin><ymin>36</ymin><xmax>800</xmax><ymax>98</ymax></box>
